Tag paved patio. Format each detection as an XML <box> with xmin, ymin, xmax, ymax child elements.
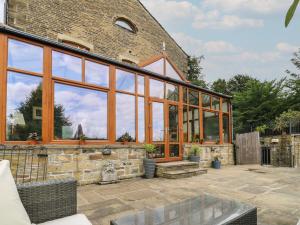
<box><xmin>78</xmin><ymin>165</ymin><xmax>300</xmax><ymax>225</ymax></box>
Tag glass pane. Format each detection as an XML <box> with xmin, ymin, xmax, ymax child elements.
<box><xmin>138</xmin><ymin>97</ymin><xmax>145</xmax><ymax>143</ymax></box>
<box><xmin>222</xmin><ymin>99</ymin><xmax>229</xmax><ymax>113</ymax></box>
<box><xmin>169</xmin><ymin>105</ymin><xmax>178</xmax><ymax>142</ymax></box>
<box><xmin>223</xmin><ymin>114</ymin><xmax>230</xmax><ymax>143</ymax></box>
<box><xmin>116</xmin><ymin>93</ymin><xmax>135</xmax><ymax>142</ymax></box>
<box><xmin>116</xmin><ymin>69</ymin><xmax>135</xmax><ymax>93</ymax></box>
<box><xmin>166</xmin><ymin>60</ymin><xmax>182</xmax><ymax>81</ymax></box>
<box><xmin>54</xmin><ymin>83</ymin><xmax>107</xmax><ymax>140</ymax></box>
<box><xmin>8</xmin><ymin>39</ymin><xmax>43</xmax><ymax>73</ymax></box>
<box><xmin>85</xmin><ymin>61</ymin><xmax>109</xmax><ymax>87</ymax></box>
<box><xmin>183</xmin><ymin>105</ymin><xmax>188</xmax><ymax>142</ymax></box>
<box><xmin>202</xmin><ymin>94</ymin><xmax>211</xmax><ymax>109</ymax></box>
<box><xmin>152</xmin><ymin>102</ymin><xmax>164</xmax><ymax>141</ymax></box>
<box><xmin>188</xmin><ymin>107</ymin><xmax>200</xmax><ymax>142</ymax></box>
<box><xmin>115</xmin><ymin>20</ymin><xmax>134</xmax><ymax>32</ymax></box>
<box><xmin>170</xmin><ymin>144</ymin><xmax>179</xmax><ymax>157</ymax></box>
<box><xmin>166</xmin><ymin>83</ymin><xmax>178</xmax><ymax>101</ymax></box>
<box><xmin>212</xmin><ymin>97</ymin><xmax>220</xmax><ymax>110</ymax></box>
<box><xmin>137</xmin><ymin>75</ymin><xmax>144</xmax><ymax>95</ymax></box>
<box><xmin>154</xmin><ymin>144</ymin><xmax>165</xmax><ymax>158</ymax></box>
<box><xmin>6</xmin><ymin>72</ymin><xmax>42</xmax><ymax>141</ymax></box>
<box><xmin>150</xmin><ymin>79</ymin><xmax>164</xmax><ymax>99</ymax></box>
<box><xmin>143</xmin><ymin>58</ymin><xmax>164</xmax><ymax>75</ymax></box>
<box><xmin>203</xmin><ymin>111</ymin><xmax>220</xmax><ymax>142</ymax></box>
<box><xmin>189</xmin><ymin>90</ymin><xmax>199</xmax><ymax>105</ymax></box>
<box><xmin>183</xmin><ymin>88</ymin><xmax>188</xmax><ymax>104</ymax></box>
<box><xmin>52</xmin><ymin>51</ymin><xmax>82</xmax><ymax>81</ymax></box>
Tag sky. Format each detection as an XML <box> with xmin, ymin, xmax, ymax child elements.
<box><xmin>140</xmin><ymin>0</ymin><xmax>300</xmax><ymax>82</ymax></box>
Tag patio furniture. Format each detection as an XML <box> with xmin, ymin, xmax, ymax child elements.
<box><xmin>0</xmin><ymin>160</ymin><xmax>92</xmax><ymax>225</ymax></box>
<box><xmin>110</xmin><ymin>195</ymin><xmax>257</xmax><ymax>225</ymax></box>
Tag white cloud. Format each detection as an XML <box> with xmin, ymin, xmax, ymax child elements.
<box><xmin>172</xmin><ymin>32</ymin><xmax>237</xmax><ymax>55</ymax></box>
<box><xmin>202</xmin><ymin>0</ymin><xmax>290</xmax><ymax>14</ymax></box>
<box><xmin>0</xmin><ymin>0</ymin><xmax>4</xmax><ymax>23</ymax></box>
<box><xmin>276</xmin><ymin>42</ymin><xmax>299</xmax><ymax>53</ymax></box>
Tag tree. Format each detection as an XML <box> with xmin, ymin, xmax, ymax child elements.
<box><xmin>274</xmin><ymin>110</ymin><xmax>300</xmax><ymax>131</ymax></box>
<box><xmin>210</xmin><ymin>79</ymin><xmax>230</xmax><ymax>95</ymax></box>
<box><xmin>187</xmin><ymin>55</ymin><xmax>207</xmax><ymax>88</ymax></box>
<box><xmin>285</xmin><ymin>0</ymin><xmax>300</xmax><ymax>27</ymax></box>
<box><xmin>227</xmin><ymin>74</ymin><xmax>257</xmax><ymax>94</ymax></box>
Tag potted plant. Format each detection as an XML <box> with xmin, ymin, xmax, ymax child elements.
<box><xmin>212</xmin><ymin>155</ymin><xmax>221</xmax><ymax>169</ymax></box>
<box><xmin>27</xmin><ymin>132</ymin><xmax>39</xmax><ymax>145</ymax></box>
<box><xmin>143</xmin><ymin>144</ymin><xmax>156</xmax><ymax>179</ymax></box>
<box><xmin>117</xmin><ymin>132</ymin><xmax>133</xmax><ymax>145</ymax></box>
<box><xmin>200</xmin><ymin>138</ymin><xmax>204</xmax><ymax>144</ymax></box>
<box><xmin>189</xmin><ymin>145</ymin><xmax>202</xmax><ymax>163</ymax></box>
<box><xmin>79</xmin><ymin>134</ymin><xmax>87</xmax><ymax>145</ymax></box>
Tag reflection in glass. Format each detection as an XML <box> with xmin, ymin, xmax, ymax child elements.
<box><xmin>170</xmin><ymin>144</ymin><xmax>179</xmax><ymax>157</ymax></box>
<box><xmin>223</xmin><ymin>114</ymin><xmax>230</xmax><ymax>143</ymax></box>
<box><xmin>150</xmin><ymin>79</ymin><xmax>164</xmax><ymax>99</ymax></box>
<box><xmin>54</xmin><ymin>83</ymin><xmax>107</xmax><ymax>140</ymax></box>
<box><xmin>222</xmin><ymin>99</ymin><xmax>229</xmax><ymax>112</ymax></box>
<box><xmin>8</xmin><ymin>39</ymin><xmax>43</xmax><ymax>73</ymax></box>
<box><xmin>202</xmin><ymin>94</ymin><xmax>211</xmax><ymax>109</ymax></box>
<box><xmin>183</xmin><ymin>87</ymin><xmax>188</xmax><ymax>103</ymax></box>
<box><xmin>137</xmin><ymin>75</ymin><xmax>144</xmax><ymax>95</ymax></box>
<box><xmin>6</xmin><ymin>72</ymin><xmax>42</xmax><ymax>141</ymax></box>
<box><xmin>85</xmin><ymin>60</ymin><xmax>109</xmax><ymax>87</ymax></box>
<box><xmin>143</xmin><ymin>58</ymin><xmax>164</xmax><ymax>75</ymax></box>
<box><xmin>154</xmin><ymin>144</ymin><xmax>165</xmax><ymax>158</ymax></box>
<box><xmin>169</xmin><ymin>105</ymin><xmax>178</xmax><ymax>142</ymax></box>
<box><xmin>116</xmin><ymin>93</ymin><xmax>135</xmax><ymax>141</ymax></box>
<box><xmin>52</xmin><ymin>51</ymin><xmax>82</xmax><ymax>81</ymax></box>
<box><xmin>116</xmin><ymin>69</ymin><xmax>135</xmax><ymax>93</ymax></box>
<box><xmin>166</xmin><ymin>83</ymin><xmax>178</xmax><ymax>101</ymax></box>
<box><xmin>203</xmin><ymin>111</ymin><xmax>219</xmax><ymax>141</ymax></box>
<box><xmin>188</xmin><ymin>107</ymin><xmax>200</xmax><ymax>142</ymax></box>
<box><xmin>189</xmin><ymin>90</ymin><xmax>199</xmax><ymax>105</ymax></box>
<box><xmin>212</xmin><ymin>97</ymin><xmax>220</xmax><ymax>110</ymax></box>
<box><xmin>138</xmin><ymin>97</ymin><xmax>145</xmax><ymax>143</ymax></box>
<box><xmin>166</xmin><ymin>60</ymin><xmax>182</xmax><ymax>81</ymax></box>
<box><xmin>152</xmin><ymin>102</ymin><xmax>164</xmax><ymax>141</ymax></box>
<box><xmin>183</xmin><ymin>105</ymin><xmax>188</xmax><ymax>142</ymax></box>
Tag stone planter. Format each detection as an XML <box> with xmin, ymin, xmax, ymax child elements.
<box><xmin>212</xmin><ymin>160</ymin><xmax>221</xmax><ymax>169</ymax></box>
<box><xmin>143</xmin><ymin>158</ymin><xmax>156</xmax><ymax>179</ymax></box>
<box><xmin>189</xmin><ymin>155</ymin><xmax>200</xmax><ymax>163</ymax></box>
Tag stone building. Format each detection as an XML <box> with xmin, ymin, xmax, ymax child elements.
<box><xmin>5</xmin><ymin>0</ymin><xmax>188</xmax><ymax>75</ymax></box>
<box><xmin>0</xmin><ymin>1</ymin><xmax>234</xmax><ymax>185</ymax></box>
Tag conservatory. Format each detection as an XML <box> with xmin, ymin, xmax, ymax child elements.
<box><xmin>0</xmin><ymin>26</ymin><xmax>232</xmax><ymax>162</ymax></box>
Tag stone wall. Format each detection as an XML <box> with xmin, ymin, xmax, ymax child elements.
<box><xmin>183</xmin><ymin>144</ymin><xmax>234</xmax><ymax>167</ymax></box>
<box><xmin>7</xmin><ymin>0</ymin><xmax>188</xmax><ymax>75</ymax></box>
<box><xmin>1</xmin><ymin>144</ymin><xmax>145</xmax><ymax>185</ymax></box>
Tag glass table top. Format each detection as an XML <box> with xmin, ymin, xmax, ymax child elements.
<box><xmin>111</xmin><ymin>194</ymin><xmax>256</xmax><ymax>225</ymax></box>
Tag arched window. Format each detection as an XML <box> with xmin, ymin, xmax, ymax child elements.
<box><xmin>114</xmin><ymin>18</ymin><xmax>137</xmax><ymax>33</ymax></box>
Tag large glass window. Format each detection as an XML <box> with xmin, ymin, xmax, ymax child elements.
<box><xmin>152</xmin><ymin>102</ymin><xmax>164</xmax><ymax>141</ymax></box>
<box><xmin>54</xmin><ymin>83</ymin><xmax>107</xmax><ymax>140</ymax></box>
<box><xmin>203</xmin><ymin>111</ymin><xmax>220</xmax><ymax>142</ymax></box>
<box><xmin>85</xmin><ymin>60</ymin><xmax>109</xmax><ymax>87</ymax></box>
<box><xmin>183</xmin><ymin>106</ymin><xmax>188</xmax><ymax>142</ymax></box>
<box><xmin>137</xmin><ymin>75</ymin><xmax>144</xmax><ymax>95</ymax></box>
<box><xmin>202</xmin><ymin>94</ymin><xmax>211</xmax><ymax>109</ymax></box>
<box><xmin>6</xmin><ymin>72</ymin><xmax>42</xmax><ymax>141</ymax></box>
<box><xmin>116</xmin><ymin>69</ymin><xmax>135</xmax><ymax>93</ymax></box>
<box><xmin>212</xmin><ymin>97</ymin><xmax>220</xmax><ymax>110</ymax></box>
<box><xmin>222</xmin><ymin>99</ymin><xmax>229</xmax><ymax>113</ymax></box>
<box><xmin>223</xmin><ymin>114</ymin><xmax>230</xmax><ymax>143</ymax></box>
<box><xmin>166</xmin><ymin>61</ymin><xmax>182</xmax><ymax>81</ymax></box>
<box><xmin>138</xmin><ymin>97</ymin><xmax>145</xmax><ymax>143</ymax></box>
<box><xmin>8</xmin><ymin>39</ymin><xmax>43</xmax><ymax>73</ymax></box>
<box><xmin>183</xmin><ymin>88</ymin><xmax>188</xmax><ymax>104</ymax></box>
<box><xmin>166</xmin><ymin>83</ymin><xmax>178</xmax><ymax>101</ymax></box>
<box><xmin>189</xmin><ymin>90</ymin><xmax>199</xmax><ymax>105</ymax></box>
<box><xmin>169</xmin><ymin>105</ymin><xmax>179</xmax><ymax>142</ymax></box>
<box><xmin>52</xmin><ymin>51</ymin><xmax>82</xmax><ymax>81</ymax></box>
<box><xmin>150</xmin><ymin>79</ymin><xmax>164</xmax><ymax>99</ymax></box>
<box><xmin>188</xmin><ymin>107</ymin><xmax>200</xmax><ymax>142</ymax></box>
<box><xmin>143</xmin><ymin>58</ymin><xmax>164</xmax><ymax>75</ymax></box>
<box><xmin>116</xmin><ymin>93</ymin><xmax>135</xmax><ymax>142</ymax></box>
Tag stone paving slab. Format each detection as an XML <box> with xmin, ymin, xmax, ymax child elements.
<box><xmin>78</xmin><ymin>165</ymin><xmax>300</xmax><ymax>225</ymax></box>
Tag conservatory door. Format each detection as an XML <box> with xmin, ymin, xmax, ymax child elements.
<box><xmin>149</xmin><ymin>100</ymin><xmax>182</xmax><ymax>162</ymax></box>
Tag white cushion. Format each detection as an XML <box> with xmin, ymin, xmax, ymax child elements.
<box><xmin>36</xmin><ymin>214</ymin><xmax>92</xmax><ymax>225</ymax></box>
<box><xmin>0</xmin><ymin>160</ymin><xmax>32</xmax><ymax>225</ymax></box>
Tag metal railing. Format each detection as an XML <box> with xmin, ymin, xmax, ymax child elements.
<box><xmin>0</xmin><ymin>145</ymin><xmax>48</xmax><ymax>184</ymax></box>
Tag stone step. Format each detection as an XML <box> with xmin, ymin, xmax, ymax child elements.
<box><xmin>156</xmin><ymin>161</ymin><xmax>199</xmax><ymax>174</ymax></box>
<box><xmin>160</xmin><ymin>168</ymin><xmax>208</xmax><ymax>179</ymax></box>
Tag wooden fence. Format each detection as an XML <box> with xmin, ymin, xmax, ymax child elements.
<box><xmin>236</xmin><ymin>132</ymin><xmax>261</xmax><ymax>165</ymax></box>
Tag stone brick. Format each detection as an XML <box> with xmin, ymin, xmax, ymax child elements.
<box><xmin>89</xmin><ymin>153</ymin><xmax>103</xmax><ymax>160</ymax></box>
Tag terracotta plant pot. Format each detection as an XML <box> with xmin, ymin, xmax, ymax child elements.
<box><xmin>79</xmin><ymin>140</ymin><xmax>86</xmax><ymax>145</ymax></box>
<box><xmin>28</xmin><ymin>140</ymin><xmax>38</xmax><ymax>145</ymax></box>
